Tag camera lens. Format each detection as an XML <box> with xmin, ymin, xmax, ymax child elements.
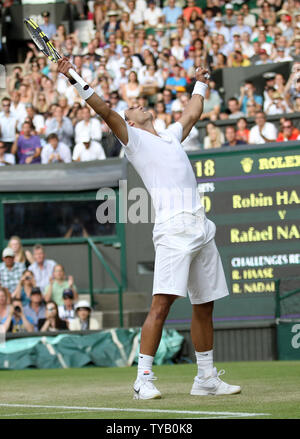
<box><xmin>14</xmin><ymin>306</ymin><xmax>21</xmax><ymax>313</ymax></box>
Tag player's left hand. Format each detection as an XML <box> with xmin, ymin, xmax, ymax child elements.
<box><xmin>195</xmin><ymin>67</ymin><xmax>210</xmax><ymax>84</ymax></box>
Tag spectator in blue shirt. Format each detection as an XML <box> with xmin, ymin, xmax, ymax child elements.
<box><xmin>40</xmin><ymin>11</ymin><xmax>57</xmax><ymax>40</ymax></box>
<box><xmin>24</xmin><ymin>287</ymin><xmax>46</xmax><ymax>332</ymax></box>
<box><xmin>165</xmin><ymin>64</ymin><xmax>187</xmax><ymax>96</ymax></box>
<box><xmin>162</xmin><ymin>0</ymin><xmax>182</xmax><ymax>25</ymax></box>
<box><xmin>239</xmin><ymin>81</ymin><xmax>263</xmax><ymax>114</ymax></box>
<box><xmin>4</xmin><ymin>298</ymin><xmax>34</xmax><ymax>333</ymax></box>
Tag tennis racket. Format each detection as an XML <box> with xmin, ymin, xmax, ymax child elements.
<box><xmin>24</xmin><ymin>17</ymin><xmax>89</xmax><ymax>90</ymax></box>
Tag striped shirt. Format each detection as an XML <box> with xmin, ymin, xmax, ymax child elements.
<box><xmin>0</xmin><ymin>262</ymin><xmax>25</xmax><ymax>294</ymax></box>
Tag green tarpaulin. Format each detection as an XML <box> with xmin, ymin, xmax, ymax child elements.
<box><xmin>0</xmin><ymin>329</ymin><xmax>184</xmax><ymax>370</ymax></box>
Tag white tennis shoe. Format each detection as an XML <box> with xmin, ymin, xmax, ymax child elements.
<box><xmin>190</xmin><ymin>367</ymin><xmax>241</xmax><ymax>396</ymax></box>
<box><xmin>133</xmin><ymin>371</ymin><xmax>162</xmax><ymax>400</ymax></box>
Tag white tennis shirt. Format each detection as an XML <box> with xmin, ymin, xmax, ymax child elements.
<box><xmin>121</xmin><ymin>121</ymin><xmax>203</xmax><ymax>224</ymax></box>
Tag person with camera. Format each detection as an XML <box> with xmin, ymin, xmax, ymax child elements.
<box><xmin>38</xmin><ymin>301</ymin><xmax>68</xmax><ymax>332</ymax></box>
<box><xmin>2</xmin><ymin>298</ymin><xmax>34</xmax><ymax>333</ymax></box>
<box><xmin>12</xmin><ymin>269</ymin><xmax>36</xmax><ymax>306</ymax></box>
<box><xmin>23</xmin><ymin>287</ymin><xmax>46</xmax><ymax>332</ymax></box>
<box><xmin>58</xmin><ymin>289</ymin><xmax>76</xmax><ymax>324</ymax></box>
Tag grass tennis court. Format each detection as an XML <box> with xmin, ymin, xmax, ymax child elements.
<box><xmin>0</xmin><ymin>362</ymin><xmax>299</xmax><ymax>419</ymax></box>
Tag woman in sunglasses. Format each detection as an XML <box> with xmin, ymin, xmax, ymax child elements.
<box><xmin>38</xmin><ymin>301</ymin><xmax>68</xmax><ymax>332</ymax></box>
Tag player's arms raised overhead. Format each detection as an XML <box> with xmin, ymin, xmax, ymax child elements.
<box><xmin>178</xmin><ymin>67</ymin><xmax>210</xmax><ymax>142</ymax></box>
<box><xmin>57</xmin><ymin>58</ymin><xmax>128</xmax><ymax>145</ymax></box>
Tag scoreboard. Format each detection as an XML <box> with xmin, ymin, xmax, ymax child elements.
<box><xmin>190</xmin><ymin>142</ymin><xmax>300</xmax><ymax>323</ymax></box>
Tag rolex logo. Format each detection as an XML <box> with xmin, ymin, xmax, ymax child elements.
<box><xmin>240</xmin><ymin>157</ymin><xmax>254</xmax><ymax>173</ymax></box>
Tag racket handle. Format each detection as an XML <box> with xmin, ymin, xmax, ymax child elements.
<box><xmin>68</xmin><ymin>68</ymin><xmax>89</xmax><ymax>90</ymax></box>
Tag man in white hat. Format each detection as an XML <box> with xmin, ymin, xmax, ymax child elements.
<box><xmin>72</xmin><ymin>134</ymin><xmax>106</xmax><ymax>162</ymax></box>
<box><xmin>0</xmin><ymin>248</ymin><xmax>25</xmax><ymax>295</ymax></box>
<box><xmin>58</xmin><ymin>57</ymin><xmax>241</xmax><ymax>399</ymax></box>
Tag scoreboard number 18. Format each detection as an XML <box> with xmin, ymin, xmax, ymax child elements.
<box><xmin>195</xmin><ymin>159</ymin><xmax>215</xmax><ymax>177</ymax></box>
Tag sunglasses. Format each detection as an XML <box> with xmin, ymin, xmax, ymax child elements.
<box><xmin>47</xmin><ymin>306</ymin><xmax>56</xmax><ymax>312</ymax></box>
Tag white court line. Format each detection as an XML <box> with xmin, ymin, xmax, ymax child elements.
<box><xmin>0</xmin><ymin>403</ymin><xmax>270</xmax><ymax>418</ymax></box>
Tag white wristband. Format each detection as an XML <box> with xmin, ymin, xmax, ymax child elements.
<box><xmin>74</xmin><ymin>82</ymin><xmax>94</xmax><ymax>100</ymax></box>
<box><xmin>192</xmin><ymin>81</ymin><xmax>208</xmax><ymax>98</ymax></box>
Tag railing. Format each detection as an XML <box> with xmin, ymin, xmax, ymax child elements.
<box><xmin>86</xmin><ymin>237</ymin><xmax>124</xmax><ymax>327</ymax></box>
<box><xmin>275</xmin><ymin>277</ymin><xmax>300</xmax><ymax>321</ymax></box>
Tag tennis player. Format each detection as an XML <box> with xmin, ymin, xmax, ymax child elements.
<box><xmin>58</xmin><ymin>58</ymin><xmax>241</xmax><ymax>398</ymax></box>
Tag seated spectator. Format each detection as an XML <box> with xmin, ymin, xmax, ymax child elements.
<box><xmin>8</xmin><ymin>236</ymin><xmax>34</xmax><ymax>267</ymax></box>
<box><xmin>203</xmin><ymin>124</ymin><xmax>224</xmax><ymax>150</ymax></box>
<box><xmin>22</xmin><ymin>104</ymin><xmax>45</xmax><ymax>135</ymax></box>
<box><xmin>222</xmin><ymin>126</ymin><xmax>246</xmax><ymax>147</ymax></box>
<box><xmin>23</xmin><ymin>287</ymin><xmax>46</xmax><ymax>332</ymax></box>
<box><xmin>3</xmin><ymin>298</ymin><xmax>34</xmax><ymax>333</ymax></box>
<box><xmin>162</xmin><ymin>0</ymin><xmax>182</xmax><ymax>26</ymax></box>
<box><xmin>255</xmin><ymin>48</ymin><xmax>273</xmax><ymax>65</ymax></box>
<box><xmin>239</xmin><ymin>81</ymin><xmax>263</xmax><ymax>114</ymax></box>
<box><xmin>154</xmin><ymin>101</ymin><xmax>172</xmax><ymax>127</ymax></box>
<box><xmin>41</xmin><ymin>133</ymin><xmax>71</xmax><ymax>164</ymax></box>
<box><xmin>120</xmin><ymin>71</ymin><xmax>142</xmax><ymax>105</ymax></box>
<box><xmin>272</xmin><ymin>46</ymin><xmax>293</xmax><ymax>63</ymax></box>
<box><xmin>183</xmin><ymin>0</ymin><xmax>202</xmax><ymax>24</ymax></box>
<box><xmin>28</xmin><ymin>244</ymin><xmax>56</xmax><ymax>293</ymax></box>
<box><xmin>236</xmin><ymin>118</ymin><xmax>250</xmax><ymax>144</ymax></box>
<box><xmin>249</xmin><ymin>111</ymin><xmax>277</xmax><ymax>144</ymax></box>
<box><xmin>264</xmin><ymin>91</ymin><xmax>291</xmax><ymax>115</ymax></box>
<box><xmin>44</xmin><ymin>264</ymin><xmax>78</xmax><ymax>306</ymax></box>
<box><xmin>161</xmin><ymin>88</ymin><xmax>174</xmax><ymax>114</ymax></box>
<box><xmin>240</xmin><ymin>3</ymin><xmax>256</xmax><ymax>28</ymax></box>
<box><xmin>170</xmin><ymin>104</ymin><xmax>200</xmax><ymax>152</ymax></box>
<box><xmin>11</xmin><ymin>121</ymin><xmax>41</xmax><ymax>165</ymax></box>
<box><xmin>224</xmin><ymin>3</ymin><xmax>237</xmax><ymax>28</ymax></box>
<box><xmin>45</xmin><ymin>106</ymin><xmax>74</xmax><ymax>148</ymax></box>
<box><xmin>72</xmin><ymin>135</ymin><xmax>106</xmax><ymax>162</ymax></box>
<box><xmin>0</xmin><ymin>141</ymin><xmax>15</xmax><ymax>166</ymax></box>
<box><xmin>227</xmin><ymin>50</ymin><xmax>251</xmax><ymax>68</ymax></box>
<box><xmin>144</xmin><ymin>0</ymin><xmax>163</xmax><ymax>28</ymax></box>
<box><xmin>0</xmin><ymin>97</ymin><xmax>18</xmax><ymax>153</ymax></box>
<box><xmin>69</xmin><ymin>300</ymin><xmax>100</xmax><ymax>331</ymax></box>
<box><xmin>290</xmin><ymin>35</ymin><xmax>300</xmax><ymax>61</ymax></box>
<box><xmin>13</xmin><ymin>269</ymin><xmax>37</xmax><ymax>306</ymax></box>
<box><xmin>165</xmin><ymin>64</ymin><xmax>187</xmax><ymax>96</ymax></box>
<box><xmin>10</xmin><ymin>90</ymin><xmax>27</xmax><ymax>126</ymax></box>
<box><xmin>74</xmin><ymin>106</ymin><xmax>102</xmax><ymax>144</ymax></box>
<box><xmin>227</xmin><ymin>97</ymin><xmax>245</xmax><ymax>119</ymax></box>
<box><xmin>139</xmin><ymin>65</ymin><xmax>165</xmax><ymax>98</ymax></box>
<box><xmin>38</xmin><ymin>300</ymin><xmax>68</xmax><ymax>331</ymax></box>
<box><xmin>200</xmin><ymin>87</ymin><xmax>221</xmax><ymax>121</ymax></box>
<box><xmin>109</xmin><ymin>91</ymin><xmax>127</xmax><ymax>113</ymax></box>
<box><xmin>58</xmin><ymin>289</ymin><xmax>76</xmax><ymax>324</ymax></box>
<box><xmin>277</xmin><ymin>120</ymin><xmax>300</xmax><ymax>142</ymax></box>
<box><xmin>0</xmin><ymin>247</ymin><xmax>25</xmax><ymax>296</ymax></box>
<box><xmin>0</xmin><ymin>287</ymin><xmax>11</xmax><ymax>329</ymax></box>
<box><xmin>230</xmin><ymin>14</ymin><xmax>252</xmax><ymax>39</ymax></box>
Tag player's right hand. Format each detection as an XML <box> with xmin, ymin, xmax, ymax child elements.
<box><xmin>195</xmin><ymin>67</ymin><xmax>210</xmax><ymax>84</ymax></box>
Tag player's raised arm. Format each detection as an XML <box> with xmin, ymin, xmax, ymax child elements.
<box><xmin>178</xmin><ymin>67</ymin><xmax>210</xmax><ymax>142</ymax></box>
<box><xmin>57</xmin><ymin>58</ymin><xmax>128</xmax><ymax>145</ymax></box>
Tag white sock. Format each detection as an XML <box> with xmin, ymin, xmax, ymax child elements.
<box><xmin>195</xmin><ymin>349</ymin><xmax>213</xmax><ymax>378</ymax></box>
<box><xmin>137</xmin><ymin>353</ymin><xmax>154</xmax><ymax>377</ymax></box>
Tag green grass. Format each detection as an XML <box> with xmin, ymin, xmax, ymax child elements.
<box><xmin>0</xmin><ymin>362</ymin><xmax>299</xmax><ymax>419</ymax></box>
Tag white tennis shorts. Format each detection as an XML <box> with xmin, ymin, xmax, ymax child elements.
<box><xmin>152</xmin><ymin>212</ymin><xmax>229</xmax><ymax>304</ymax></box>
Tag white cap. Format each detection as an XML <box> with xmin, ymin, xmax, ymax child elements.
<box><xmin>225</xmin><ymin>3</ymin><xmax>233</xmax><ymax>9</ymax></box>
<box><xmin>75</xmin><ymin>300</ymin><xmax>91</xmax><ymax>311</ymax></box>
<box><xmin>2</xmin><ymin>247</ymin><xmax>14</xmax><ymax>258</ymax></box>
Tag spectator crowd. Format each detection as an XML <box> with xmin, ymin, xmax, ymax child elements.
<box><xmin>0</xmin><ymin>238</ymin><xmax>101</xmax><ymax>333</ymax></box>
<box><xmin>1</xmin><ymin>0</ymin><xmax>300</xmax><ymax>162</ymax></box>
